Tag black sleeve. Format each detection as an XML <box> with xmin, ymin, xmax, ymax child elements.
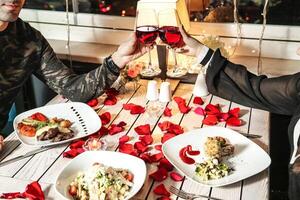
<box><xmin>206</xmin><ymin>49</ymin><xmax>300</xmax><ymax>116</ymax></box>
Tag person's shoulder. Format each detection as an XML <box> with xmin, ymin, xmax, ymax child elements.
<box><xmin>15</xmin><ymin>18</ymin><xmax>43</xmax><ymax>39</ymax></box>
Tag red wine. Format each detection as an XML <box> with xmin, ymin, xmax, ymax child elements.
<box><xmin>136</xmin><ymin>26</ymin><xmax>158</xmax><ymax>45</ymax></box>
<box><xmin>159</xmin><ymin>26</ymin><xmax>184</xmax><ymax>48</ymax></box>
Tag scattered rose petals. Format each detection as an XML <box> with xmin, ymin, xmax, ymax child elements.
<box><xmin>119</xmin><ymin>135</ymin><xmax>130</xmax><ymax>144</ymax></box>
<box><xmin>109</xmin><ymin>124</ymin><xmax>124</xmax><ymax>135</ymax></box>
<box><xmin>70</xmin><ymin>140</ymin><xmax>85</xmax><ymax>149</ymax></box>
<box><xmin>205</xmin><ymin>104</ymin><xmax>220</xmax><ymax>115</ymax></box>
<box><xmin>194</xmin><ymin>107</ymin><xmax>206</xmax><ymax>116</ymax></box>
<box><xmin>161</xmin><ymin>133</ymin><xmax>176</xmax><ymax>143</ymax></box>
<box><xmin>134</xmin><ymin>124</ymin><xmax>151</xmax><ymax>135</ymax></box>
<box><xmin>157</xmin><ymin>197</ymin><xmax>171</xmax><ymax>200</ymax></box>
<box><xmin>105</xmin><ymin>88</ymin><xmax>119</xmax><ymax>96</ymax></box>
<box><xmin>150</xmin><ymin>152</ymin><xmax>164</xmax><ymax>162</ymax></box>
<box><xmin>123</xmin><ymin>103</ymin><xmax>145</xmax><ymax>114</ymax></box>
<box><xmin>155</xmin><ymin>145</ymin><xmax>162</xmax><ymax>151</ymax></box>
<box><xmin>63</xmin><ymin>148</ymin><xmax>85</xmax><ymax>158</ymax></box>
<box><xmin>170</xmin><ymin>172</ymin><xmax>184</xmax><ymax>181</ymax></box>
<box><xmin>193</xmin><ymin>96</ymin><xmax>204</xmax><ymax>105</ymax></box>
<box><xmin>119</xmin><ymin>143</ymin><xmax>137</xmax><ymax>156</ymax></box>
<box><xmin>219</xmin><ymin>112</ymin><xmax>230</xmax><ymax>122</ymax></box>
<box><xmin>158</xmin><ymin>121</ymin><xmax>184</xmax><ymax>135</ymax></box>
<box><xmin>202</xmin><ymin>115</ymin><xmax>218</xmax><ymax>126</ymax></box>
<box><xmin>140</xmin><ymin>153</ymin><xmax>152</xmax><ymax>163</ymax></box>
<box><xmin>97</xmin><ymin>126</ymin><xmax>109</xmax><ymax>136</ymax></box>
<box><xmin>158</xmin><ymin>158</ymin><xmax>174</xmax><ymax>171</ymax></box>
<box><xmin>87</xmin><ymin>98</ymin><xmax>98</xmax><ymax>107</ymax></box>
<box><xmin>134</xmin><ymin>141</ymin><xmax>148</xmax><ymax>153</ymax></box>
<box><xmin>104</xmin><ymin>95</ymin><xmax>117</xmax><ymax>106</ymax></box>
<box><xmin>149</xmin><ymin>168</ymin><xmax>168</xmax><ymax>182</ymax></box>
<box><xmin>117</xmin><ymin>121</ymin><xmax>127</xmax><ymax>127</ymax></box>
<box><xmin>163</xmin><ymin>107</ymin><xmax>172</xmax><ymax>117</ymax></box>
<box><xmin>99</xmin><ymin>112</ymin><xmax>111</xmax><ymax>125</ymax></box>
<box><xmin>229</xmin><ymin>107</ymin><xmax>240</xmax><ymax>118</ymax></box>
<box><xmin>226</xmin><ymin>117</ymin><xmax>242</xmax><ymax>126</ymax></box>
<box><xmin>139</xmin><ymin>135</ymin><xmax>153</xmax><ymax>145</ymax></box>
<box><xmin>153</xmin><ymin>184</ymin><xmax>170</xmax><ymax>196</ymax></box>
<box><xmin>179</xmin><ymin>146</ymin><xmax>195</xmax><ymax>164</ymax></box>
<box><xmin>173</xmin><ymin>97</ymin><xmax>191</xmax><ymax>114</ymax></box>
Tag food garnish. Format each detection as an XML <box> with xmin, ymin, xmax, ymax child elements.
<box><xmin>179</xmin><ymin>145</ymin><xmax>200</xmax><ymax>165</ymax></box>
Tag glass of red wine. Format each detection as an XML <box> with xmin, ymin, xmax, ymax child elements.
<box><xmin>158</xmin><ymin>9</ymin><xmax>187</xmax><ymax>78</ymax></box>
<box><xmin>135</xmin><ymin>9</ymin><xmax>161</xmax><ymax>77</ymax></box>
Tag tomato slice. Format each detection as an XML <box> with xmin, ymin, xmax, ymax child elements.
<box><xmin>30</xmin><ymin>112</ymin><xmax>48</xmax><ymax>122</ymax></box>
<box><xmin>19</xmin><ymin>125</ymin><xmax>36</xmax><ymax>137</ymax></box>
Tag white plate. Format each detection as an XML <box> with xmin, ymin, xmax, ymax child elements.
<box><xmin>55</xmin><ymin>151</ymin><xmax>147</xmax><ymax>200</ymax></box>
<box><xmin>13</xmin><ymin>102</ymin><xmax>101</xmax><ymax>147</ymax></box>
<box><xmin>162</xmin><ymin>126</ymin><xmax>271</xmax><ymax>187</ymax></box>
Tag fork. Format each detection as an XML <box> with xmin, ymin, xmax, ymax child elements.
<box><xmin>170</xmin><ymin>186</ymin><xmax>223</xmax><ymax>200</ymax></box>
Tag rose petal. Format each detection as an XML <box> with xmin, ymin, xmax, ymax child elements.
<box><xmin>117</xmin><ymin>121</ymin><xmax>127</xmax><ymax>127</ymax></box>
<box><xmin>161</xmin><ymin>133</ymin><xmax>176</xmax><ymax>144</ymax></box>
<box><xmin>186</xmin><ymin>145</ymin><xmax>200</xmax><ymax>155</ymax></box>
<box><xmin>87</xmin><ymin>98</ymin><xmax>98</xmax><ymax>107</ymax></box>
<box><xmin>163</xmin><ymin>107</ymin><xmax>172</xmax><ymax>117</ymax></box>
<box><xmin>63</xmin><ymin>148</ymin><xmax>85</xmax><ymax>158</ymax></box>
<box><xmin>170</xmin><ymin>172</ymin><xmax>184</xmax><ymax>181</ymax></box>
<box><xmin>158</xmin><ymin>121</ymin><xmax>184</xmax><ymax>135</ymax></box>
<box><xmin>157</xmin><ymin>197</ymin><xmax>171</xmax><ymax>200</ymax></box>
<box><xmin>155</xmin><ymin>145</ymin><xmax>162</xmax><ymax>151</ymax></box>
<box><xmin>153</xmin><ymin>184</ymin><xmax>170</xmax><ymax>196</ymax></box>
<box><xmin>134</xmin><ymin>141</ymin><xmax>148</xmax><ymax>153</ymax></box>
<box><xmin>119</xmin><ymin>143</ymin><xmax>137</xmax><ymax>156</ymax></box>
<box><xmin>70</xmin><ymin>140</ymin><xmax>85</xmax><ymax>149</ymax></box>
<box><xmin>179</xmin><ymin>146</ymin><xmax>195</xmax><ymax>164</ymax></box>
<box><xmin>205</xmin><ymin>104</ymin><xmax>221</xmax><ymax>115</ymax></box>
<box><xmin>202</xmin><ymin>115</ymin><xmax>218</xmax><ymax>126</ymax></box>
<box><xmin>123</xmin><ymin>103</ymin><xmax>135</xmax><ymax>110</ymax></box>
<box><xmin>229</xmin><ymin>107</ymin><xmax>240</xmax><ymax>118</ymax></box>
<box><xmin>173</xmin><ymin>97</ymin><xmax>191</xmax><ymax>114</ymax></box>
<box><xmin>158</xmin><ymin>158</ymin><xmax>174</xmax><ymax>171</ymax></box>
<box><xmin>219</xmin><ymin>112</ymin><xmax>230</xmax><ymax>122</ymax></box>
<box><xmin>97</xmin><ymin>126</ymin><xmax>109</xmax><ymax>136</ymax></box>
<box><xmin>149</xmin><ymin>168</ymin><xmax>168</xmax><ymax>182</ymax></box>
<box><xmin>140</xmin><ymin>153</ymin><xmax>152</xmax><ymax>163</ymax></box>
<box><xmin>193</xmin><ymin>96</ymin><xmax>204</xmax><ymax>105</ymax></box>
<box><xmin>99</xmin><ymin>112</ymin><xmax>111</xmax><ymax>125</ymax></box>
<box><xmin>150</xmin><ymin>152</ymin><xmax>164</xmax><ymax>162</ymax></box>
<box><xmin>194</xmin><ymin>107</ymin><xmax>206</xmax><ymax>116</ymax></box>
<box><xmin>119</xmin><ymin>135</ymin><xmax>130</xmax><ymax>144</ymax></box>
<box><xmin>226</xmin><ymin>117</ymin><xmax>242</xmax><ymax>126</ymax></box>
<box><xmin>123</xmin><ymin>103</ymin><xmax>145</xmax><ymax>114</ymax></box>
<box><xmin>104</xmin><ymin>95</ymin><xmax>117</xmax><ymax>106</ymax></box>
<box><xmin>105</xmin><ymin>88</ymin><xmax>119</xmax><ymax>96</ymax></box>
<box><xmin>134</xmin><ymin>124</ymin><xmax>151</xmax><ymax>135</ymax></box>
<box><xmin>109</xmin><ymin>124</ymin><xmax>125</xmax><ymax>135</ymax></box>
<box><xmin>139</xmin><ymin>135</ymin><xmax>153</xmax><ymax>145</ymax></box>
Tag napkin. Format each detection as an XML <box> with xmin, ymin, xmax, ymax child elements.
<box><xmin>0</xmin><ymin>181</ymin><xmax>45</xmax><ymax>200</ymax></box>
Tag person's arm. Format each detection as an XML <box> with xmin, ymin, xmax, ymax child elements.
<box><xmin>0</xmin><ymin>135</ymin><xmax>3</xmax><ymax>152</ymax></box>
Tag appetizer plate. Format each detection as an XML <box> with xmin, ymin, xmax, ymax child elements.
<box><xmin>162</xmin><ymin>126</ymin><xmax>271</xmax><ymax>187</ymax></box>
<box><xmin>13</xmin><ymin>102</ymin><xmax>101</xmax><ymax>147</ymax></box>
<box><xmin>55</xmin><ymin>151</ymin><xmax>147</xmax><ymax>200</ymax></box>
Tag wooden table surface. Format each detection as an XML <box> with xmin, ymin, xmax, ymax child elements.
<box><xmin>0</xmin><ymin>79</ymin><xmax>270</xmax><ymax>200</ymax></box>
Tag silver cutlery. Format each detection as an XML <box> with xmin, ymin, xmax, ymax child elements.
<box><xmin>170</xmin><ymin>186</ymin><xmax>223</xmax><ymax>200</ymax></box>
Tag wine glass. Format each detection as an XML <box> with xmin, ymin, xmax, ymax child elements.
<box><xmin>135</xmin><ymin>9</ymin><xmax>161</xmax><ymax>77</ymax></box>
<box><xmin>158</xmin><ymin>9</ymin><xmax>187</xmax><ymax>78</ymax></box>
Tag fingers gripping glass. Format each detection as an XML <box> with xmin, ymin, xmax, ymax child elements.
<box><xmin>158</xmin><ymin>9</ymin><xmax>187</xmax><ymax>78</ymax></box>
<box><xmin>135</xmin><ymin>9</ymin><xmax>161</xmax><ymax>77</ymax></box>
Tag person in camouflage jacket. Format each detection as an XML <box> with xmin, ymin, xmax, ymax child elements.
<box><xmin>0</xmin><ymin>0</ymin><xmax>147</xmax><ymax>143</ymax></box>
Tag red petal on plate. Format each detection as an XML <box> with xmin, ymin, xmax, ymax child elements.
<box><xmin>161</xmin><ymin>133</ymin><xmax>176</xmax><ymax>144</ymax></box>
<box><xmin>105</xmin><ymin>88</ymin><xmax>119</xmax><ymax>96</ymax></box>
<box><xmin>219</xmin><ymin>112</ymin><xmax>230</xmax><ymax>122</ymax></box>
<box><xmin>179</xmin><ymin>146</ymin><xmax>195</xmax><ymax>164</ymax></box>
<box><xmin>205</xmin><ymin>104</ymin><xmax>221</xmax><ymax>115</ymax></box>
<box><xmin>119</xmin><ymin>143</ymin><xmax>135</xmax><ymax>155</ymax></box>
<box><xmin>193</xmin><ymin>96</ymin><xmax>204</xmax><ymax>105</ymax></box>
<box><xmin>139</xmin><ymin>135</ymin><xmax>153</xmax><ymax>145</ymax></box>
<box><xmin>150</xmin><ymin>152</ymin><xmax>164</xmax><ymax>162</ymax></box>
<box><xmin>140</xmin><ymin>153</ymin><xmax>152</xmax><ymax>163</ymax></box>
<box><xmin>194</xmin><ymin>107</ymin><xmax>206</xmax><ymax>116</ymax></box>
<box><xmin>170</xmin><ymin>172</ymin><xmax>184</xmax><ymax>181</ymax></box>
<box><xmin>87</xmin><ymin>98</ymin><xmax>98</xmax><ymax>107</ymax></box>
<box><xmin>157</xmin><ymin>197</ymin><xmax>171</xmax><ymax>200</ymax></box>
<box><xmin>226</xmin><ymin>117</ymin><xmax>242</xmax><ymax>126</ymax></box>
<box><xmin>163</xmin><ymin>107</ymin><xmax>172</xmax><ymax>117</ymax></box>
<box><xmin>119</xmin><ymin>135</ymin><xmax>130</xmax><ymax>144</ymax></box>
<box><xmin>186</xmin><ymin>145</ymin><xmax>200</xmax><ymax>156</ymax></box>
<box><xmin>134</xmin><ymin>124</ymin><xmax>151</xmax><ymax>135</ymax></box>
<box><xmin>99</xmin><ymin>112</ymin><xmax>111</xmax><ymax>125</ymax></box>
<box><xmin>149</xmin><ymin>168</ymin><xmax>168</xmax><ymax>182</ymax></box>
<box><xmin>173</xmin><ymin>97</ymin><xmax>191</xmax><ymax>114</ymax></box>
<box><xmin>158</xmin><ymin>158</ymin><xmax>174</xmax><ymax>171</ymax></box>
<box><xmin>98</xmin><ymin>126</ymin><xmax>109</xmax><ymax>136</ymax></box>
<box><xmin>228</xmin><ymin>107</ymin><xmax>240</xmax><ymax>118</ymax></box>
<box><xmin>104</xmin><ymin>95</ymin><xmax>117</xmax><ymax>106</ymax></box>
<box><xmin>109</xmin><ymin>124</ymin><xmax>125</xmax><ymax>135</ymax></box>
<box><xmin>155</xmin><ymin>145</ymin><xmax>162</xmax><ymax>151</ymax></box>
<box><xmin>134</xmin><ymin>141</ymin><xmax>148</xmax><ymax>153</ymax></box>
<box><xmin>153</xmin><ymin>184</ymin><xmax>170</xmax><ymax>196</ymax></box>
<box><xmin>70</xmin><ymin>140</ymin><xmax>85</xmax><ymax>149</ymax></box>
<box><xmin>63</xmin><ymin>148</ymin><xmax>85</xmax><ymax>158</ymax></box>
<box><xmin>202</xmin><ymin>115</ymin><xmax>218</xmax><ymax>126</ymax></box>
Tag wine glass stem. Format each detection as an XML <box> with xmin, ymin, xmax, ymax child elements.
<box><xmin>147</xmin><ymin>46</ymin><xmax>152</xmax><ymax>69</ymax></box>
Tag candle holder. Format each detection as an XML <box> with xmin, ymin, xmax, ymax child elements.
<box><xmin>83</xmin><ymin>137</ymin><xmax>108</xmax><ymax>151</ymax></box>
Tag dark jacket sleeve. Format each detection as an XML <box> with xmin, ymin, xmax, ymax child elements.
<box><xmin>206</xmin><ymin>49</ymin><xmax>300</xmax><ymax>116</ymax></box>
<box><xmin>34</xmin><ymin>33</ymin><xmax>120</xmax><ymax>102</ymax></box>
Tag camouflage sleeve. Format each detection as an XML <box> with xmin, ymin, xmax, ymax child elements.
<box><xmin>34</xmin><ymin>35</ymin><xmax>120</xmax><ymax>102</ymax></box>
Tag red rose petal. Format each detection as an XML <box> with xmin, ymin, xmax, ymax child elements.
<box><xmin>87</xmin><ymin>98</ymin><xmax>98</xmax><ymax>107</ymax></box>
<box><xmin>229</xmin><ymin>107</ymin><xmax>240</xmax><ymax>118</ymax></box>
<box><xmin>163</xmin><ymin>107</ymin><xmax>172</xmax><ymax>117</ymax></box>
<box><xmin>134</xmin><ymin>124</ymin><xmax>151</xmax><ymax>135</ymax></box>
<box><xmin>109</xmin><ymin>124</ymin><xmax>125</xmax><ymax>135</ymax></box>
<box><xmin>117</xmin><ymin>121</ymin><xmax>127</xmax><ymax>127</ymax></box>
<box><xmin>194</xmin><ymin>107</ymin><xmax>206</xmax><ymax>116</ymax></box>
<box><xmin>149</xmin><ymin>167</ymin><xmax>168</xmax><ymax>182</ymax></box>
<box><xmin>155</xmin><ymin>145</ymin><xmax>162</xmax><ymax>151</ymax></box>
<box><xmin>158</xmin><ymin>158</ymin><xmax>174</xmax><ymax>171</ymax></box>
<box><xmin>205</xmin><ymin>103</ymin><xmax>221</xmax><ymax>115</ymax></box>
<box><xmin>161</xmin><ymin>133</ymin><xmax>176</xmax><ymax>143</ymax></box>
<box><xmin>179</xmin><ymin>146</ymin><xmax>195</xmax><ymax>164</ymax></box>
<box><xmin>104</xmin><ymin>95</ymin><xmax>117</xmax><ymax>106</ymax></box>
<box><xmin>219</xmin><ymin>112</ymin><xmax>230</xmax><ymax>122</ymax></box>
<box><xmin>105</xmin><ymin>88</ymin><xmax>119</xmax><ymax>96</ymax></box>
<box><xmin>134</xmin><ymin>141</ymin><xmax>148</xmax><ymax>153</ymax></box>
<box><xmin>123</xmin><ymin>103</ymin><xmax>145</xmax><ymax>114</ymax></box>
<box><xmin>157</xmin><ymin>197</ymin><xmax>171</xmax><ymax>200</ymax></box>
<box><xmin>153</xmin><ymin>184</ymin><xmax>170</xmax><ymax>196</ymax></box>
<box><xmin>123</xmin><ymin>103</ymin><xmax>135</xmax><ymax>110</ymax></box>
<box><xmin>173</xmin><ymin>97</ymin><xmax>191</xmax><ymax>114</ymax></box>
<box><xmin>226</xmin><ymin>117</ymin><xmax>242</xmax><ymax>126</ymax></box>
<box><xmin>97</xmin><ymin>126</ymin><xmax>109</xmax><ymax>136</ymax></box>
<box><xmin>119</xmin><ymin>143</ymin><xmax>137</xmax><ymax>156</ymax></box>
<box><xmin>150</xmin><ymin>152</ymin><xmax>164</xmax><ymax>162</ymax></box>
<box><xmin>119</xmin><ymin>135</ymin><xmax>130</xmax><ymax>144</ymax></box>
<box><xmin>63</xmin><ymin>148</ymin><xmax>85</xmax><ymax>158</ymax></box>
<box><xmin>158</xmin><ymin>121</ymin><xmax>184</xmax><ymax>135</ymax></box>
<box><xmin>202</xmin><ymin>115</ymin><xmax>218</xmax><ymax>126</ymax></box>
<box><xmin>170</xmin><ymin>172</ymin><xmax>184</xmax><ymax>181</ymax></box>
<box><xmin>70</xmin><ymin>140</ymin><xmax>85</xmax><ymax>149</ymax></box>
<box><xmin>140</xmin><ymin>153</ymin><xmax>152</xmax><ymax>163</ymax></box>
<box><xmin>193</xmin><ymin>96</ymin><xmax>204</xmax><ymax>105</ymax></box>
<box><xmin>99</xmin><ymin>112</ymin><xmax>111</xmax><ymax>125</ymax></box>
<box><xmin>139</xmin><ymin>135</ymin><xmax>153</xmax><ymax>145</ymax></box>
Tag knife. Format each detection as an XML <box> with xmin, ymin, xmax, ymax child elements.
<box><xmin>0</xmin><ymin>145</ymin><xmax>57</xmax><ymax>167</ymax></box>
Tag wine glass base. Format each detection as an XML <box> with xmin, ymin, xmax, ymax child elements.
<box><xmin>167</xmin><ymin>67</ymin><xmax>188</xmax><ymax>78</ymax></box>
<box><xmin>140</xmin><ymin>67</ymin><xmax>161</xmax><ymax>77</ymax></box>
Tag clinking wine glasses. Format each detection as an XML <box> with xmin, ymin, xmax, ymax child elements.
<box><xmin>158</xmin><ymin>9</ymin><xmax>187</xmax><ymax>78</ymax></box>
<box><xmin>135</xmin><ymin>9</ymin><xmax>161</xmax><ymax>77</ymax></box>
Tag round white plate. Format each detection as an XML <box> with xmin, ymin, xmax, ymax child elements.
<box><xmin>13</xmin><ymin>102</ymin><xmax>101</xmax><ymax>147</ymax></box>
<box><xmin>162</xmin><ymin>126</ymin><xmax>271</xmax><ymax>187</ymax></box>
<box><xmin>55</xmin><ymin>151</ymin><xmax>147</xmax><ymax>200</ymax></box>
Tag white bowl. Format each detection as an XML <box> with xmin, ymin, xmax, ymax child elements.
<box><xmin>55</xmin><ymin>151</ymin><xmax>147</xmax><ymax>199</ymax></box>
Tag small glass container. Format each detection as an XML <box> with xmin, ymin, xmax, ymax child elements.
<box><xmin>83</xmin><ymin>137</ymin><xmax>108</xmax><ymax>151</ymax></box>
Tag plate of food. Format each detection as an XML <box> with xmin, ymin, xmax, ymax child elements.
<box><xmin>162</xmin><ymin>126</ymin><xmax>271</xmax><ymax>187</ymax></box>
<box><xmin>13</xmin><ymin>102</ymin><xmax>101</xmax><ymax>147</ymax></box>
<box><xmin>55</xmin><ymin>151</ymin><xmax>147</xmax><ymax>200</ymax></box>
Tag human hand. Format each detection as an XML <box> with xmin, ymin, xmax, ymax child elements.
<box><xmin>112</xmin><ymin>33</ymin><xmax>148</xmax><ymax>68</ymax></box>
<box><xmin>179</xmin><ymin>25</ymin><xmax>204</xmax><ymax>57</ymax></box>
<box><xmin>0</xmin><ymin>135</ymin><xmax>4</xmax><ymax>152</ymax></box>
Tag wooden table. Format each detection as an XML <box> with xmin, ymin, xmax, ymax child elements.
<box><xmin>0</xmin><ymin>80</ymin><xmax>270</xmax><ymax>200</ymax></box>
